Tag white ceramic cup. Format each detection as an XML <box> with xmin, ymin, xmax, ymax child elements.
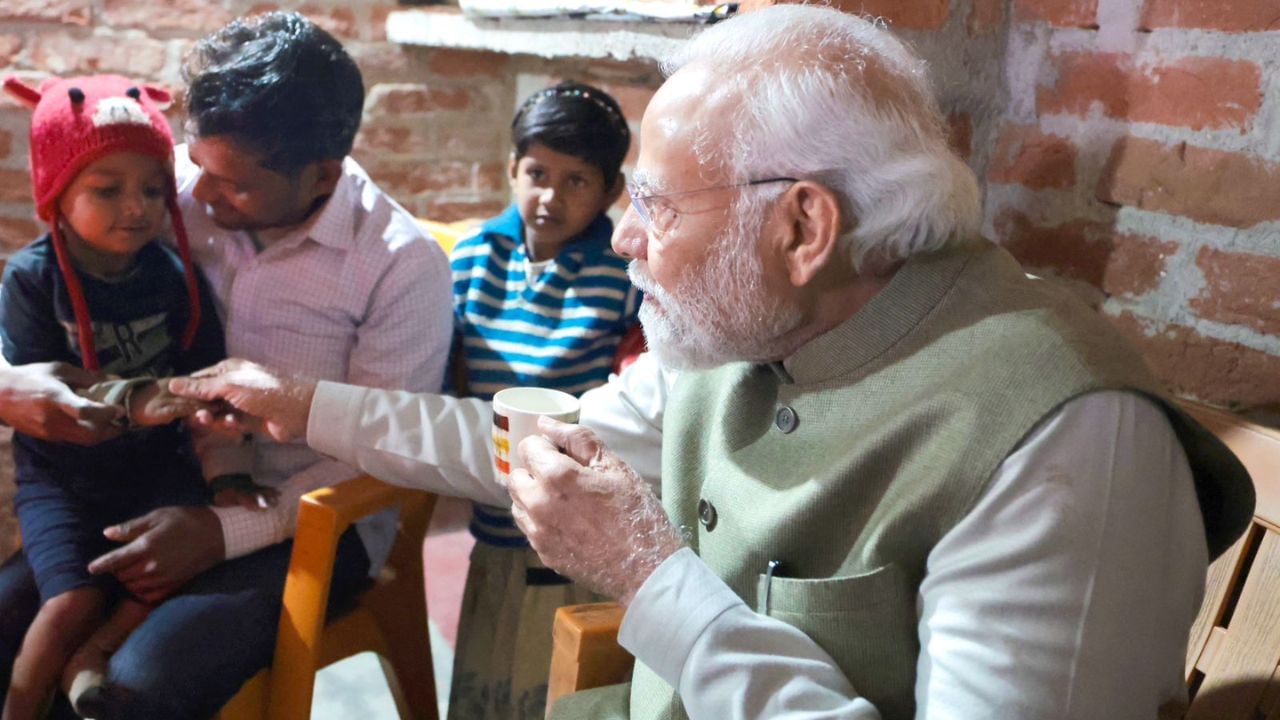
<box><xmin>492</xmin><ymin>387</ymin><xmax>581</xmax><ymax>484</ymax></box>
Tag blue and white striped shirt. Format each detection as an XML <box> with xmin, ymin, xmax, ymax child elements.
<box><xmin>450</xmin><ymin>204</ymin><xmax>641</xmax><ymax>402</ymax></box>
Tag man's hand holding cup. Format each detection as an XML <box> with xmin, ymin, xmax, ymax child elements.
<box><xmin>499</xmin><ymin>387</ymin><xmax>684</xmax><ymax>606</ymax></box>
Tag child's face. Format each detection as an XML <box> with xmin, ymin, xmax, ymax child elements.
<box><xmin>58</xmin><ymin>152</ymin><xmax>168</xmax><ymax>258</ymax></box>
<box><xmin>509</xmin><ymin>143</ymin><xmax>621</xmax><ymax>258</ymax></box>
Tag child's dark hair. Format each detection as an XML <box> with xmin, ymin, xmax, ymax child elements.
<box><xmin>512</xmin><ymin>81</ymin><xmax>630</xmax><ymax>188</ymax></box>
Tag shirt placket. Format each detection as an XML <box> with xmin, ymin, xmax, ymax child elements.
<box><xmin>225</xmin><ymin>235</ymin><xmax>268</xmax><ymax>357</ymax></box>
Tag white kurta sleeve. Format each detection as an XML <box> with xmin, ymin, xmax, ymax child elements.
<box><xmin>306</xmin><ymin>352</ymin><xmax>675</xmax><ymax>505</ymax></box>
<box><xmin>619</xmin><ymin>390</ymin><xmax>1207</xmax><ymax>719</ymax></box>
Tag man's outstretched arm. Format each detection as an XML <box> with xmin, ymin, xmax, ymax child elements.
<box><xmin>170</xmin><ymin>352</ymin><xmax>674</xmax><ymax>506</ymax></box>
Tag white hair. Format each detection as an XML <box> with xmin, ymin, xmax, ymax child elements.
<box><xmin>663</xmin><ymin>5</ymin><xmax>982</xmax><ymax>271</ymax></box>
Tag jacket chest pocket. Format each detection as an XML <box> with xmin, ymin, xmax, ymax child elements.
<box><xmin>755</xmin><ymin>563</ymin><xmax>918</xmax><ymax>720</ymax></box>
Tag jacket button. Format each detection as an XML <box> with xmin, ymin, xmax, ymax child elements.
<box><xmin>698</xmin><ymin>498</ymin><xmax>718</xmax><ymax>531</ymax></box>
<box><xmin>775</xmin><ymin>406</ymin><xmax>798</xmax><ymax>433</ymax></box>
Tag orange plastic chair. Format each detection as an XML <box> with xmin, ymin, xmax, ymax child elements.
<box><xmin>546</xmin><ymin>602</ymin><xmax>631</xmax><ymax>714</ymax></box>
<box><xmin>419</xmin><ymin>218</ymin><xmax>480</xmax><ymax>256</ymax></box>
<box><xmin>217</xmin><ymin>475</ymin><xmax>439</xmax><ymax>720</ymax></box>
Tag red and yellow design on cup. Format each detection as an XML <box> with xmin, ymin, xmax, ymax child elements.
<box><xmin>492</xmin><ymin>387</ymin><xmax>581</xmax><ymax>483</ymax></box>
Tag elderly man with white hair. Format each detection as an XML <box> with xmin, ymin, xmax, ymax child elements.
<box><xmin>172</xmin><ymin>5</ymin><xmax>1252</xmax><ymax>719</ymax></box>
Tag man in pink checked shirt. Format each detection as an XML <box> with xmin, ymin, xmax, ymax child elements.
<box><xmin>0</xmin><ymin>12</ymin><xmax>451</xmax><ymax>719</ymax></box>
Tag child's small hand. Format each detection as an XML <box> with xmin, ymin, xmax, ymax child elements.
<box><xmin>128</xmin><ymin>380</ymin><xmax>207</xmax><ymax>427</ymax></box>
<box><xmin>209</xmin><ymin>474</ymin><xmax>279</xmax><ymax>511</ymax></box>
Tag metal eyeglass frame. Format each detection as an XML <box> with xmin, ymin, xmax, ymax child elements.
<box><xmin>626</xmin><ymin>176</ymin><xmax>799</xmax><ymax>236</ymax></box>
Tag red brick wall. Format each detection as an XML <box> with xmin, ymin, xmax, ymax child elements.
<box><xmin>984</xmin><ymin>0</ymin><xmax>1280</xmax><ymax>410</ymax></box>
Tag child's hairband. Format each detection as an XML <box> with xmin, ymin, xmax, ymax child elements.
<box><xmin>515</xmin><ymin>85</ymin><xmax>628</xmax><ymax>132</ymax></box>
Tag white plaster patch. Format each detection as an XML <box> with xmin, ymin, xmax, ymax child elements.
<box><xmin>1153</xmin><ymin>241</ymin><xmax>1209</xmax><ymax>317</ymax></box>
<box><xmin>386</xmin><ymin>10</ymin><xmax>694</xmax><ymax>62</ymax></box>
<box><xmin>91</xmin><ymin>96</ymin><xmax>150</xmax><ymax>128</ymax></box>
<box><xmin>986</xmin><ymin>182</ymin><xmax>1111</xmax><ymax>227</ymax></box>
<box><xmin>1112</xmin><ymin>208</ymin><xmax>1280</xmax><ymax>258</ymax></box>
<box><xmin>1004</xmin><ymin>24</ymin><xmax>1050</xmax><ymax>121</ymax></box>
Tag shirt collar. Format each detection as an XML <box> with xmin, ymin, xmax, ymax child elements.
<box><xmin>481</xmin><ymin>205</ymin><xmax>526</xmax><ymax>245</ymax></box>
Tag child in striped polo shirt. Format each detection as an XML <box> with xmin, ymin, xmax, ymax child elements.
<box><xmin>446</xmin><ymin>80</ymin><xmax>640</xmax><ymax>719</ymax></box>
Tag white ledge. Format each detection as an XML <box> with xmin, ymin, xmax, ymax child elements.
<box><xmin>386</xmin><ymin>9</ymin><xmax>696</xmax><ymax>62</ymax></box>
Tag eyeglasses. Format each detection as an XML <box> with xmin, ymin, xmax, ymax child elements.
<box><xmin>626</xmin><ymin>176</ymin><xmax>798</xmax><ymax>238</ymax></box>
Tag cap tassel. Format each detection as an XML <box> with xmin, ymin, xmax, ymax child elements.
<box><xmin>48</xmin><ymin>216</ymin><xmax>99</xmax><ymax>372</ymax></box>
<box><xmin>167</xmin><ymin>194</ymin><xmax>201</xmax><ymax>351</ymax></box>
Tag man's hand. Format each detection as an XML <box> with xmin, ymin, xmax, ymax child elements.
<box><xmin>87</xmin><ymin>506</ymin><xmax>225</xmax><ymax>604</ymax></box>
<box><xmin>168</xmin><ymin>359</ymin><xmax>317</xmax><ymax>442</ymax></box>
<box><xmin>0</xmin><ymin>362</ymin><xmax>123</xmax><ymax>444</ymax></box>
<box><xmin>127</xmin><ymin>380</ymin><xmax>209</xmax><ymax>427</ymax></box>
<box><xmin>508</xmin><ymin>417</ymin><xmax>684</xmax><ymax>606</ymax></box>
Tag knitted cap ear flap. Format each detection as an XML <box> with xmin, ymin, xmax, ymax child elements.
<box><xmin>47</xmin><ymin>213</ymin><xmax>99</xmax><ymax>372</ymax></box>
<box><xmin>2</xmin><ymin>76</ymin><xmax>41</xmax><ymax>109</ymax></box>
<box><xmin>166</xmin><ymin>193</ymin><xmax>201</xmax><ymax>351</ymax></box>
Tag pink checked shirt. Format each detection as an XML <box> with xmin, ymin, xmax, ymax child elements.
<box><xmin>174</xmin><ymin>146</ymin><xmax>453</xmax><ymax>571</ymax></box>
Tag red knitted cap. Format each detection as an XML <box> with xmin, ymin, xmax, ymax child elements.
<box><xmin>6</xmin><ymin>74</ymin><xmax>176</xmax><ymax>221</ymax></box>
<box><xmin>3</xmin><ymin>74</ymin><xmax>201</xmax><ymax>372</ymax></box>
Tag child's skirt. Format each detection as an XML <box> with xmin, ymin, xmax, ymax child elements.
<box><xmin>448</xmin><ymin>503</ymin><xmax>598</xmax><ymax>720</ymax></box>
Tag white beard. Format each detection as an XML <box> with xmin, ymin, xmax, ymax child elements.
<box><xmin>628</xmin><ymin>211</ymin><xmax>802</xmax><ymax>370</ymax></box>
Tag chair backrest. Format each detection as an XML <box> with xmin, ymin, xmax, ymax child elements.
<box><xmin>419</xmin><ymin>218</ymin><xmax>479</xmax><ymax>256</ymax></box>
<box><xmin>547</xmin><ymin>602</ymin><xmax>631</xmax><ymax>714</ymax></box>
<box><xmin>1182</xmin><ymin>402</ymin><xmax>1280</xmax><ymax>719</ymax></box>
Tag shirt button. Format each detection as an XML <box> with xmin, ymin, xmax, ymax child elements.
<box><xmin>775</xmin><ymin>406</ymin><xmax>798</xmax><ymax>433</ymax></box>
<box><xmin>698</xmin><ymin>498</ymin><xmax>718</xmax><ymax>531</ymax></box>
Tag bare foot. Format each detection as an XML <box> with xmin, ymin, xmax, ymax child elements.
<box><xmin>61</xmin><ymin>601</ymin><xmax>151</xmax><ymax>716</ymax></box>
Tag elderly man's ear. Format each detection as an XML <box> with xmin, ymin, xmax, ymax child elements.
<box><xmin>774</xmin><ymin>180</ymin><xmax>847</xmax><ymax>287</ymax></box>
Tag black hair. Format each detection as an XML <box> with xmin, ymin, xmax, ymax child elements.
<box><xmin>182</xmin><ymin>11</ymin><xmax>364</xmax><ymax>175</ymax></box>
<box><xmin>512</xmin><ymin>81</ymin><xmax>631</xmax><ymax>188</ymax></box>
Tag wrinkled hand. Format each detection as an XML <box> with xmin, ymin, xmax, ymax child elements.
<box><xmin>128</xmin><ymin>379</ymin><xmax>209</xmax><ymax>427</ymax></box>
<box><xmin>168</xmin><ymin>359</ymin><xmax>316</xmax><ymax>442</ymax></box>
<box><xmin>87</xmin><ymin>506</ymin><xmax>224</xmax><ymax>604</ymax></box>
<box><xmin>508</xmin><ymin>417</ymin><xmax>684</xmax><ymax>606</ymax></box>
<box><xmin>0</xmin><ymin>362</ymin><xmax>122</xmax><ymax>444</ymax></box>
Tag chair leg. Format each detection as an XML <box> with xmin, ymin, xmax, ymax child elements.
<box><xmin>372</xmin><ymin>495</ymin><xmax>438</xmax><ymax>720</ymax></box>
<box><xmin>377</xmin><ymin>650</ymin><xmax>436</xmax><ymax>720</ymax></box>
<box><xmin>217</xmin><ymin>670</ymin><xmax>269</xmax><ymax>720</ymax></box>
<box><xmin>377</xmin><ymin>619</ymin><xmax>438</xmax><ymax>720</ymax></box>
